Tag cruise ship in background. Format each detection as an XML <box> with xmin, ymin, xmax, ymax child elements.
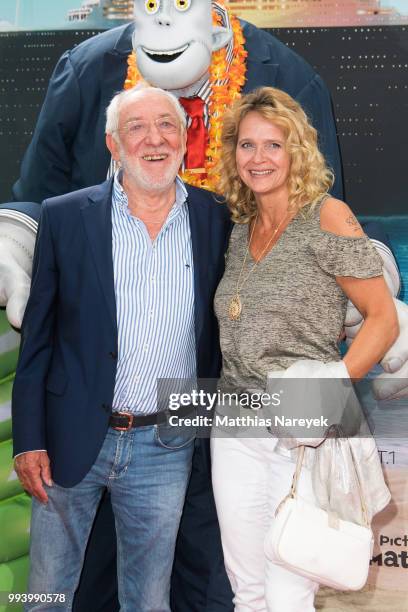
<box><xmin>1</xmin><ymin>0</ymin><xmax>406</xmax><ymax>30</ymax></box>
<box><xmin>67</xmin><ymin>0</ymin><xmax>408</xmax><ymax>28</ymax></box>
<box><xmin>225</xmin><ymin>0</ymin><xmax>407</xmax><ymax>27</ymax></box>
<box><xmin>67</xmin><ymin>0</ymin><xmax>132</xmax><ymax>27</ymax></box>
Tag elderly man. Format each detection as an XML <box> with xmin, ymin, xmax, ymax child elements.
<box><xmin>12</xmin><ymin>85</ymin><xmax>230</xmax><ymax>611</ymax></box>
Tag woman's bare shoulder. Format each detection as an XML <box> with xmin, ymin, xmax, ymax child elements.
<box><xmin>319</xmin><ymin>197</ymin><xmax>365</xmax><ymax>238</ymax></box>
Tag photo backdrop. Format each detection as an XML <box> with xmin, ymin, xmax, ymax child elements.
<box><xmin>0</xmin><ymin>2</ymin><xmax>407</xmax><ymax>611</ymax></box>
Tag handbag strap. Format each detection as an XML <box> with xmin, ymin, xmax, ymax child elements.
<box><xmin>274</xmin><ymin>445</ymin><xmax>305</xmax><ymax>517</ymax></box>
<box><xmin>289</xmin><ymin>444</ymin><xmax>305</xmax><ymax>497</ymax></box>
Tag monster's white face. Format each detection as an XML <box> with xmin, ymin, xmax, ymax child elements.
<box><xmin>133</xmin><ymin>0</ymin><xmax>231</xmax><ymax>90</ymax></box>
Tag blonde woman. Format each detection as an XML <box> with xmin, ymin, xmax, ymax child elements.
<box><xmin>211</xmin><ymin>87</ymin><xmax>397</xmax><ymax>611</ymax></box>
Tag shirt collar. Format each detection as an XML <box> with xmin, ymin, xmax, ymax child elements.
<box><xmin>112</xmin><ymin>169</ymin><xmax>127</xmax><ymax>209</ymax></box>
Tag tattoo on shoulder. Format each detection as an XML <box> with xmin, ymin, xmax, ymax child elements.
<box><xmin>345</xmin><ymin>214</ymin><xmax>362</xmax><ymax>232</ymax></box>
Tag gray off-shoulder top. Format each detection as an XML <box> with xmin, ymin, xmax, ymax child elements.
<box><xmin>214</xmin><ymin>199</ymin><xmax>383</xmax><ymax>393</ymax></box>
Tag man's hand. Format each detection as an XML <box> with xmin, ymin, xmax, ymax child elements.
<box><xmin>0</xmin><ymin>222</ymin><xmax>35</xmax><ymax>328</ymax></box>
<box><xmin>14</xmin><ymin>451</ymin><xmax>53</xmax><ymax>503</ymax></box>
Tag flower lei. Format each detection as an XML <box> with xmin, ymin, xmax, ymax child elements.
<box><xmin>124</xmin><ymin>6</ymin><xmax>247</xmax><ymax>192</ymax></box>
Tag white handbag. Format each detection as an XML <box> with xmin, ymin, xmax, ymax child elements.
<box><xmin>264</xmin><ymin>445</ymin><xmax>374</xmax><ymax>591</ymax></box>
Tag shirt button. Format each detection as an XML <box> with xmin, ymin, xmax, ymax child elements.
<box><xmin>151</xmin><ymin>276</ymin><xmax>155</xmax><ymax>282</ymax></box>
<box><xmin>143</xmin><ymin>344</ymin><xmax>148</xmax><ymax>351</ymax></box>
<box><xmin>135</xmin><ymin>376</ymin><xmax>140</xmax><ymax>383</ymax></box>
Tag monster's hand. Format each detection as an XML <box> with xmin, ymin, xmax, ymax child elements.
<box><xmin>0</xmin><ymin>221</ymin><xmax>36</xmax><ymax>328</ymax></box>
<box><xmin>344</xmin><ymin>237</ymin><xmax>407</xmax><ymax>399</ymax></box>
<box><xmin>345</xmin><ymin>298</ymin><xmax>408</xmax><ymax>399</ymax></box>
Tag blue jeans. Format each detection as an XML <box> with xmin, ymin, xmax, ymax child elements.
<box><xmin>26</xmin><ymin>425</ymin><xmax>195</xmax><ymax>612</ymax></box>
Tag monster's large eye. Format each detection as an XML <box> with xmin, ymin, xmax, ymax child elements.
<box><xmin>174</xmin><ymin>0</ymin><xmax>191</xmax><ymax>11</ymax></box>
<box><xmin>145</xmin><ymin>0</ymin><xmax>160</xmax><ymax>14</ymax></box>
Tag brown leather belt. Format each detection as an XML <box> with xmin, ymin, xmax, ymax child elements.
<box><xmin>109</xmin><ymin>405</ymin><xmax>195</xmax><ymax>431</ymax></box>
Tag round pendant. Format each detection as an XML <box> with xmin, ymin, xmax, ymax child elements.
<box><xmin>228</xmin><ymin>295</ymin><xmax>242</xmax><ymax>321</ymax></box>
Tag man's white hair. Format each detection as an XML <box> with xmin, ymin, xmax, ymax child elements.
<box><xmin>105</xmin><ymin>84</ymin><xmax>187</xmax><ymax>138</ymax></box>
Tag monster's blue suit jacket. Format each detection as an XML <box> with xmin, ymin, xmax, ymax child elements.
<box><xmin>12</xmin><ymin>20</ymin><xmax>343</xmax><ymax>205</ymax></box>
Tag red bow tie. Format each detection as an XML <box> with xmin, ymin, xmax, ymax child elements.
<box><xmin>179</xmin><ymin>97</ymin><xmax>208</xmax><ymax>171</ymax></box>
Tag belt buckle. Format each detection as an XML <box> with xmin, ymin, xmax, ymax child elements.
<box><xmin>113</xmin><ymin>411</ymin><xmax>134</xmax><ymax>431</ymax></box>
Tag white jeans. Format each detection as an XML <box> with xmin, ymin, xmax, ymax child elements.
<box><xmin>211</xmin><ymin>434</ymin><xmax>319</xmax><ymax>612</ymax></box>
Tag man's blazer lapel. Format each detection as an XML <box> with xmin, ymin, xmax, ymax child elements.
<box><xmin>187</xmin><ymin>187</ymin><xmax>211</xmax><ymax>353</ymax></box>
<box><xmin>80</xmin><ymin>179</ymin><xmax>117</xmax><ymax>333</ymax></box>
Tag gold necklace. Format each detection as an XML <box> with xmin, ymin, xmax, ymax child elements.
<box><xmin>228</xmin><ymin>211</ymin><xmax>290</xmax><ymax>321</ymax></box>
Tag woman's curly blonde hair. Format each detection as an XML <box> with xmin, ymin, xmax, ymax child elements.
<box><xmin>218</xmin><ymin>86</ymin><xmax>335</xmax><ymax>224</ymax></box>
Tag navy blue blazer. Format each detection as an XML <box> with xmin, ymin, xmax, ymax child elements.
<box><xmin>12</xmin><ymin>179</ymin><xmax>232</xmax><ymax>487</ymax></box>
<box><xmin>12</xmin><ymin>20</ymin><xmax>343</xmax><ymax>205</ymax></box>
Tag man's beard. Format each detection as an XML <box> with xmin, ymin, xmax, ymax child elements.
<box><xmin>119</xmin><ymin>148</ymin><xmax>184</xmax><ymax>192</ymax></box>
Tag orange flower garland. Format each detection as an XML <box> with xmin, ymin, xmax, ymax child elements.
<box><xmin>124</xmin><ymin>6</ymin><xmax>247</xmax><ymax>192</ymax></box>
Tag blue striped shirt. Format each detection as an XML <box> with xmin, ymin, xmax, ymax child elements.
<box><xmin>111</xmin><ymin>172</ymin><xmax>196</xmax><ymax>414</ymax></box>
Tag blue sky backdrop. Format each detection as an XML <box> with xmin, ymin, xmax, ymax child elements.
<box><xmin>1</xmin><ymin>0</ymin><xmax>77</xmax><ymax>28</ymax></box>
<box><xmin>383</xmin><ymin>0</ymin><xmax>407</xmax><ymax>12</ymax></box>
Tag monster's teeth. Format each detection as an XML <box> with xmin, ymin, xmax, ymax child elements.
<box><xmin>142</xmin><ymin>44</ymin><xmax>189</xmax><ymax>56</ymax></box>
